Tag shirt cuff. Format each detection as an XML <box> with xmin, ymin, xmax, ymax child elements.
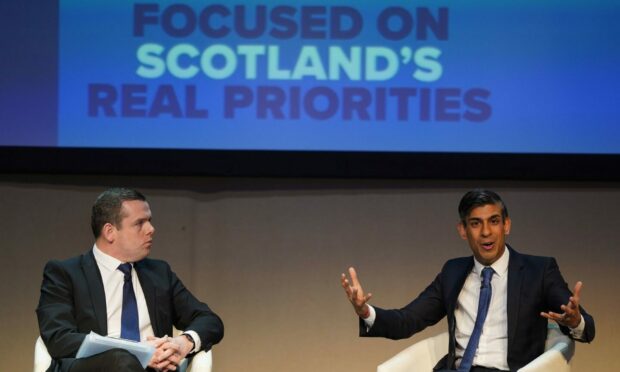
<box><xmin>182</xmin><ymin>330</ymin><xmax>201</xmax><ymax>353</ymax></box>
<box><xmin>569</xmin><ymin>315</ymin><xmax>586</xmax><ymax>340</ymax></box>
<box><xmin>363</xmin><ymin>305</ymin><xmax>376</xmax><ymax>331</ymax></box>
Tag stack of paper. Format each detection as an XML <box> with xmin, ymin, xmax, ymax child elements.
<box><xmin>76</xmin><ymin>332</ymin><xmax>155</xmax><ymax>368</ymax></box>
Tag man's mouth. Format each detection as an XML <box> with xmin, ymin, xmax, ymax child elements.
<box><xmin>481</xmin><ymin>242</ymin><xmax>494</xmax><ymax>251</ymax></box>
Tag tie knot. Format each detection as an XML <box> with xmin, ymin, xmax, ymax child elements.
<box><xmin>481</xmin><ymin>267</ymin><xmax>494</xmax><ymax>286</ymax></box>
<box><xmin>118</xmin><ymin>263</ymin><xmax>132</xmax><ymax>279</ymax></box>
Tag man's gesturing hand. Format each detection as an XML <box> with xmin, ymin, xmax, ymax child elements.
<box><xmin>341</xmin><ymin>267</ymin><xmax>373</xmax><ymax>318</ymax></box>
<box><xmin>540</xmin><ymin>281</ymin><xmax>583</xmax><ymax>329</ymax></box>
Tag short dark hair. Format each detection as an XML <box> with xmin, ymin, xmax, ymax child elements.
<box><xmin>91</xmin><ymin>188</ymin><xmax>146</xmax><ymax>238</ymax></box>
<box><xmin>458</xmin><ymin>189</ymin><xmax>508</xmax><ymax>223</ymax></box>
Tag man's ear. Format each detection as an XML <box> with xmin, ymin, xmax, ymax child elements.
<box><xmin>457</xmin><ymin>221</ymin><xmax>467</xmax><ymax>240</ymax></box>
<box><xmin>504</xmin><ymin>216</ymin><xmax>512</xmax><ymax>235</ymax></box>
<box><xmin>101</xmin><ymin>222</ymin><xmax>116</xmax><ymax>243</ymax></box>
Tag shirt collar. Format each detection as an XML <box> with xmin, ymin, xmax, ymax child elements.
<box><xmin>473</xmin><ymin>245</ymin><xmax>510</xmax><ymax>278</ymax></box>
<box><xmin>92</xmin><ymin>243</ymin><xmax>125</xmax><ymax>272</ymax></box>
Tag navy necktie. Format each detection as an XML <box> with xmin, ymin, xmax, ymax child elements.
<box><xmin>118</xmin><ymin>263</ymin><xmax>140</xmax><ymax>341</ymax></box>
<box><xmin>458</xmin><ymin>267</ymin><xmax>494</xmax><ymax>372</ymax></box>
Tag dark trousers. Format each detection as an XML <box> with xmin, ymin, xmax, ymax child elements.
<box><xmin>436</xmin><ymin>368</ymin><xmax>507</xmax><ymax>372</ymax></box>
<box><xmin>471</xmin><ymin>367</ymin><xmax>508</xmax><ymax>372</ymax></box>
<box><xmin>68</xmin><ymin>348</ymin><xmax>146</xmax><ymax>372</ymax></box>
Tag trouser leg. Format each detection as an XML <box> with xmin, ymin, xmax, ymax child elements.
<box><xmin>69</xmin><ymin>348</ymin><xmax>144</xmax><ymax>372</ymax></box>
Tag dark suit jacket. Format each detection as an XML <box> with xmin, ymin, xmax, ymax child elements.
<box><xmin>360</xmin><ymin>246</ymin><xmax>594</xmax><ymax>371</ymax></box>
<box><xmin>37</xmin><ymin>250</ymin><xmax>224</xmax><ymax>372</ymax></box>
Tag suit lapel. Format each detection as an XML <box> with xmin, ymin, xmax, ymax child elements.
<box><xmin>506</xmin><ymin>246</ymin><xmax>524</xmax><ymax>350</ymax></box>
<box><xmin>81</xmin><ymin>251</ymin><xmax>108</xmax><ymax>335</ymax></box>
<box><xmin>446</xmin><ymin>257</ymin><xmax>474</xmax><ymax>368</ymax></box>
<box><xmin>135</xmin><ymin>260</ymin><xmax>161</xmax><ymax>336</ymax></box>
<box><xmin>447</xmin><ymin>258</ymin><xmax>474</xmax><ymax>313</ymax></box>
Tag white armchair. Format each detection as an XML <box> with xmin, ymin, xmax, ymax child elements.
<box><xmin>33</xmin><ymin>336</ymin><xmax>52</xmax><ymax>372</ymax></box>
<box><xmin>33</xmin><ymin>335</ymin><xmax>212</xmax><ymax>372</ymax></box>
<box><xmin>518</xmin><ymin>323</ymin><xmax>574</xmax><ymax>372</ymax></box>
<box><xmin>377</xmin><ymin>323</ymin><xmax>573</xmax><ymax>372</ymax></box>
<box><xmin>377</xmin><ymin>331</ymin><xmax>449</xmax><ymax>372</ymax></box>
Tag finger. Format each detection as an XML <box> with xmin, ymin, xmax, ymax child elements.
<box><xmin>572</xmin><ymin>281</ymin><xmax>582</xmax><ymax>299</ymax></box>
<box><xmin>561</xmin><ymin>302</ymin><xmax>578</xmax><ymax>313</ymax></box>
<box><xmin>567</xmin><ymin>296</ymin><xmax>580</xmax><ymax>310</ymax></box>
<box><xmin>540</xmin><ymin>312</ymin><xmax>552</xmax><ymax>320</ymax></box>
<box><xmin>156</xmin><ymin>359</ymin><xmax>172</xmax><ymax>369</ymax></box>
<box><xmin>158</xmin><ymin>344</ymin><xmax>179</xmax><ymax>361</ymax></box>
<box><xmin>154</xmin><ymin>351</ymin><xmax>166</xmax><ymax>363</ymax></box>
<box><xmin>341</xmin><ymin>277</ymin><xmax>351</xmax><ymax>291</ymax></box>
<box><xmin>561</xmin><ymin>304</ymin><xmax>579</xmax><ymax>319</ymax></box>
<box><xmin>343</xmin><ymin>285</ymin><xmax>353</xmax><ymax>298</ymax></box>
<box><xmin>569</xmin><ymin>282</ymin><xmax>582</xmax><ymax>310</ymax></box>
<box><xmin>152</xmin><ymin>337</ymin><xmax>168</xmax><ymax>348</ymax></box>
<box><xmin>152</xmin><ymin>350</ymin><xmax>165</xmax><ymax>363</ymax></box>
<box><xmin>168</xmin><ymin>353</ymin><xmax>182</xmax><ymax>365</ymax></box>
<box><xmin>559</xmin><ymin>306</ymin><xmax>574</xmax><ymax>323</ymax></box>
<box><xmin>540</xmin><ymin>311</ymin><xmax>563</xmax><ymax>321</ymax></box>
<box><xmin>157</xmin><ymin>353</ymin><xmax>174</xmax><ymax>366</ymax></box>
<box><xmin>348</xmin><ymin>267</ymin><xmax>361</xmax><ymax>287</ymax></box>
<box><xmin>156</xmin><ymin>334</ymin><xmax>171</xmax><ymax>347</ymax></box>
<box><xmin>541</xmin><ymin>313</ymin><xmax>565</xmax><ymax>324</ymax></box>
<box><xmin>148</xmin><ymin>356</ymin><xmax>160</xmax><ymax>369</ymax></box>
<box><xmin>163</xmin><ymin>344</ymin><xmax>181</xmax><ymax>355</ymax></box>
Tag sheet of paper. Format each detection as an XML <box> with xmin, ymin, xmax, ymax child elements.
<box><xmin>76</xmin><ymin>331</ymin><xmax>155</xmax><ymax>368</ymax></box>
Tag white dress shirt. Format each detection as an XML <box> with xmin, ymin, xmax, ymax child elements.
<box><xmin>454</xmin><ymin>248</ymin><xmax>510</xmax><ymax>370</ymax></box>
<box><xmin>93</xmin><ymin>244</ymin><xmax>155</xmax><ymax>341</ymax></box>
<box><xmin>92</xmin><ymin>245</ymin><xmax>202</xmax><ymax>352</ymax></box>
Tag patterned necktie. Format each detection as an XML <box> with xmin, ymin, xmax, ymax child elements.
<box><xmin>458</xmin><ymin>267</ymin><xmax>494</xmax><ymax>372</ymax></box>
<box><xmin>117</xmin><ymin>263</ymin><xmax>140</xmax><ymax>341</ymax></box>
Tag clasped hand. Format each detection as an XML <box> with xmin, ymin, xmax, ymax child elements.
<box><xmin>341</xmin><ymin>267</ymin><xmax>372</xmax><ymax>318</ymax></box>
<box><xmin>146</xmin><ymin>335</ymin><xmax>193</xmax><ymax>371</ymax></box>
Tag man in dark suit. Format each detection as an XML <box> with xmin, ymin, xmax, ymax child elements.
<box><xmin>37</xmin><ymin>188</ymin><xmax>224</xmax><ymax>372</ymax></box>
<box><xmin>341</xmin><ymin>189</ymin><xmax>594</xmax><ymax>371</ymax></box>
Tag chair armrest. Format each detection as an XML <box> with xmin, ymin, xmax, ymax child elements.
<box><xmin>185</xmin><ymin>350</ymin><xmax>212</xmax><ymax>372</ymax></box>
<box><xmin>377</xmin><ymin>332</ymin><xmax>449</xmax><ymax>372</ymax></box>
<box><xmin>34</xmin><ymin>336</ymin><xmax>52</xmax><ymax>372</ymax></box>
<box><xmin>172</xmin><ymin>327</ymin><xmax>213</xmax><ymax>372</ymax></box>
<box><xmin>517</xmin><ymin>323</ymin><xmax>575</xmax><ymax>372</ymax></box>
<box><xmin>517</xmin><ymin>342</ymin><xmax>572</xmax><ymax>372</ymax></box>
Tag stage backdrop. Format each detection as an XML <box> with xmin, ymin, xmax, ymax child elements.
<box><xmin>0</xmin><ymin>177</ymin><xmax>618</xmax><ymax>371</ymax></box>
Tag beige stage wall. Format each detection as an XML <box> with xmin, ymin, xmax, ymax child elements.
<box><xmin>1</xmin><ymin>175</ymin><xmax>618</xmax><ymax>371</ymax></box>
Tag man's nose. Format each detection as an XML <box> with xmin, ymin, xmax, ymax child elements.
<box><xmin>146</xmin><ymin>222</ymin><xmax>155</xmax><ymax>235</ymax></box>
<box><xmin>481</xmin><ymin>222</ymin><xmax>491</xmax><ymax>236</ymax></box>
